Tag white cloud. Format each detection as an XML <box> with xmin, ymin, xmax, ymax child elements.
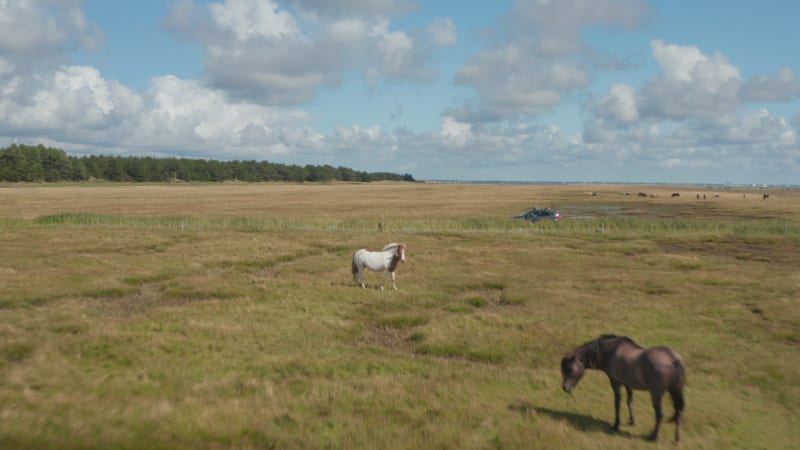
<box><xmin>717</xmin><ymin>108</ymin><xmax>796</xmax><ymax>145</ymax></box>
<box><xmin>0</xmin><ymin>0</ymin><xmax>104</xmax><ymax>71</ymax></box>
<box><xmin>638</xmin><ymin>40</ymin><xmax>741</xmax><ymax>119</ymax></box>
<box><xmin>291</xmin><ymin>0</ymin><xmax>416</xmax><ymax>20</ymax></box>
<box><xmin>440</xmin><ymin>116</ymin><xmax>472</xmax><ymax>147</ymax></box>
<box><xmin>452</xmin><ymin>0</ymin><xmax>648</xmax><ymax>123</ymax></box>
<box><xmin>165</xmin><ymin>0</ymin><xmax>440</xmax><ymax>105</ymax></box>
<box><xmin>740</xmin><ymin>68</ymin><xmax>800</xmax><ymax>102</ymax></box>
<box><xmin>592</xmin><ymin>84</ymin><xmax>639</xmax><ymax>123</ymax></box>
<box><xmin>0</xmin><ymin>66</ymin><xmax>142</xmax><ymax>134</ymax></box>
<box><xmin>582</xmin><ymin>37</ymin><xmax>799</xmax><ymax>180</ymax></box>
<box><xmin>0</xmin><ymin>65</ymin><xmax>311</xmax><ymax>159</ymax></box>
<box><xmin>208</xmin><ymin>0</ymin><xmax>300</xmax><ymax>41</ymax></box>
<box><xmin>427</xmin><ymin>18</ymin><xmax>457</xmax><ymax>47</ymax></box>
<box><xmin>334</xmin><ymin>124</ymin><xmax>381</xmax><ymax>141</ymax></box>
<box><xmin>0</xmin><ymin>56</ymin><xmax>14</xmax><ymax>75</ymax></box>
<box><xmin>454</xmin><ymin>43</ymin><xmax>591</xmax><ymax>121</ymax></box>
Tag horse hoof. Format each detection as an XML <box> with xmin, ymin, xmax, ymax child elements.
<box><xmin>647</xmin><ymin>433</ymin><xmax>659</xmax><ymax>442</ymax></box>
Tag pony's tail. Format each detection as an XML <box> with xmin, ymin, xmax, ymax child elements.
<box><xmin>351</xmin><ymin>254</ymin><xmax>359</xmax><ymax>280</ymax></box>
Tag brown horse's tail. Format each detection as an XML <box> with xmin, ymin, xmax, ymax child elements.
<box><xmin>670</xmin><ymin>357</ymin><xmax>686</xmax><ymax>421</ymax></box>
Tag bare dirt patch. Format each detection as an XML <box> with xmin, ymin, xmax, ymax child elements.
<box><xmin>358</xmin><ymin>325</ymin><xmax>418</xmax><ymax>353</ymax></box>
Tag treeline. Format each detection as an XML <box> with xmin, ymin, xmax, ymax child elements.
<box><xmin>0</xmin><ymin>144</ymin><xmax>414</xmax><ymax>183</ymax></box>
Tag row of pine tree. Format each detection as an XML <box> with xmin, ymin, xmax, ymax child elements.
<box><xmin>0</xmin><ymin>144</ymin><xmax>414</xmax><ymax>183</ymax></box>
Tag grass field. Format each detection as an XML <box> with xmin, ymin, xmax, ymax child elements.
<box><xmin>1</xmin><ymin>182</ymin><xmax>798</xmax><ymax>449</ymax></box>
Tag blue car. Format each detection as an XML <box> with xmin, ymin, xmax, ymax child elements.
<box><xmin>511</xmin><ymin>207</ymin><xmax>562</xmax><ymax>222</ymax></box>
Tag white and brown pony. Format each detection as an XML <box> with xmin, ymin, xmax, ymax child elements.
<box><xmin>351</xmin><ymin>243</ymin><xmax>407</xmax><ymax>290</ymax></box>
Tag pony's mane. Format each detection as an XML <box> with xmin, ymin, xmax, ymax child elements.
<box><xmin>382</xmin><ymin>243</ymin><xmax>405</xmax><ymax>252</ymax></box>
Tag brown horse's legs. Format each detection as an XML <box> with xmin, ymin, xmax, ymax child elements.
<box><xmin>609</xmin><ymin>380</ymin><xmax>622</xmax><ymax>430</ymax></box>
<box><xmin>648</xmin><ymin>390</ymin><xmax>665</xmax><ymax>441</ymax></box>
<box><xmin>625</xmin><ymin>386</ymin><xmax>635</xmax><ymax>425</ymax></box>
<box><xmin>670</xmin><ymin>389</ymin><xmax>684</xmax><ymax>442</ymax></box>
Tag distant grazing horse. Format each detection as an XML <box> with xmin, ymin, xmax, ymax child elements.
<box><xmin>763</xmin><ymin>193</ymin><xmax>770</xmax><ymax>200</ymax></box>
<box><xmin>671</xmin><ymin>192</ymin><xmax>680</xmax><ymax>198</ymax></box>
<box><xmin>561</xmin><ymin>334</ymin><xmax>686</xmax><ymax>442</ymax></box>
<box><xmin>352</xmin><ymin>243</ymin><xmax>407</xmax><ymax>290</ymax></box>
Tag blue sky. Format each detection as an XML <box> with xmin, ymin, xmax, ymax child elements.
<box><xmin>1</xmin><ymin>0</ymin><xmax>799</xmax><ymax>184</ymax></box>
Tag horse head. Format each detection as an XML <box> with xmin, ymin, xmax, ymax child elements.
<box><xmin>561</xmin><ymin>339</ymin><xmax>603</xmax><ymax>393</ymax></box>
<box><xmin>383</xmin><ymin>243</ymin><xmax>407</xmax><ymax>264</ymax></box>
<box><xmin>561</xmin><ymin>351</ymin><xmax>585</xmax><ymax>393</ymax></box>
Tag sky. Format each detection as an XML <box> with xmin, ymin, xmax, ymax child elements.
<box><xmin>1</xmin><ymin>0</ymin><xmax>799</xmax><ymax>184</ymax></box>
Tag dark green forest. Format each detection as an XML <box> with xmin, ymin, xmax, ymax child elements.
<box><xmin>0</xmin><ymin>144</ymin><xmax>414</xmax><ymax>183</ymax></box>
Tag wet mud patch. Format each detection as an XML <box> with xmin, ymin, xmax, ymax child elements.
<box><xmin>659</xmin><ymin>240</ymin><xmax>799</xmax><ymax>265</ymax></box>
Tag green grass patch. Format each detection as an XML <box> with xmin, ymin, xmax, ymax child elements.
<box><xmin>499</xmin><ymin>294</ymin><xmax>527</xmax><ymax>306</ymax></box>
<box><xmin>81</xmin><ymin>287</ymin><xmax>139</xmax><ymax>298</ymax></box>
<box><xmin>0</xmin><ymin>341</ymin><xmax>35</xmax><ymax>363</ymax></box>
<box><xmin>415</xmin><ymin>343</ymin><xmax>505</xmax><ymax>364</ymax></box>
<box><xmin>377</xmin><ymin>316</ymin><xmax>429</xmax><ymax>329</ymax></box>
<box><xmin>466</xmin><ymin>297</ymin><xmax>489</xmax><ymax>308</ymax></box>
<box><xmin>161</xmin><ymin>288</ymin><xmax>238</xmax><ymax>301</ymax></box>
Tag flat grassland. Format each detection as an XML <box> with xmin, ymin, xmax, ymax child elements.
<box><xmin>1</xmin><ymin>182</ymin><xmax>798</xmax><ymax>449</ymax></box>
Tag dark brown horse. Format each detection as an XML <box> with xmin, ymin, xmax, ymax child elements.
<box><xmin>561</xmin><ymin>334</ymin><xmax>686</xmax><ymax>442</ymax></box>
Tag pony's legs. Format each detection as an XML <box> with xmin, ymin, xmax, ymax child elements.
<box><xmin>391</xmin><ymin>271</ymin><xmax>397</xmax><ymax>290</ymax></box>
<box><xmin>356</xmin><ymin>267</ymin><xmax>366</xmax><ymax>288</ymax></box>
<box><xmin>379</xmin><ymin>270</ymin><xmax>388</xmax><ymax>291</ymax></box>
<box><xmin>626</xmin><ymin>386</ymin><xmax>635</xmax><ymax>425</ymax></box>
<box><xmin>647</xmin><ymin>390</ymin><xmax>665</xmax><ymax>441</ymax></box>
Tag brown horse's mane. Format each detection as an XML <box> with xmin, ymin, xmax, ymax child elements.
<box><xmin>569</xmin><ymin>335</ymin><xmax>643</xmax><ymax>369</ymax></box>
<box><xmin>597</xmin><ymin>334</ymin><xmax>641</xmax><ymax>347</ymax></box>
<box><xmin>564</xmin><ymin>335</ymin><xmax>642</xmax><ymax>362</ymax></box>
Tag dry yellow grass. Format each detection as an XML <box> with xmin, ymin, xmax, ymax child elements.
<box><xmin>0</xmin><ymin>182</ymin><xmax>798</xmax><ymax>449</ymax></box>
<box><xmin>2</xmin><ymin>182</ymin><xmax>797</xmax><ymax>221</ymax></box>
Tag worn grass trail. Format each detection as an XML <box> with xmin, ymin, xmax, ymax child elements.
<box><xmin>0</xmin><ymin>183</ymin><xmax>798</xmax><ymax>449</ymax></box>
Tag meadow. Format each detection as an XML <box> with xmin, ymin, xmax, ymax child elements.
<box><xmin>0</xmin><ymin>182</ymin><xmax>798</xmax><ymax>449</ymax></box>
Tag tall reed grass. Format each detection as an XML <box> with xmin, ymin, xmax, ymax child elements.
<box><xmin>23</xmin><ymin>212</ymin><xmax>800</xmax><ymax>237</ymax></box>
